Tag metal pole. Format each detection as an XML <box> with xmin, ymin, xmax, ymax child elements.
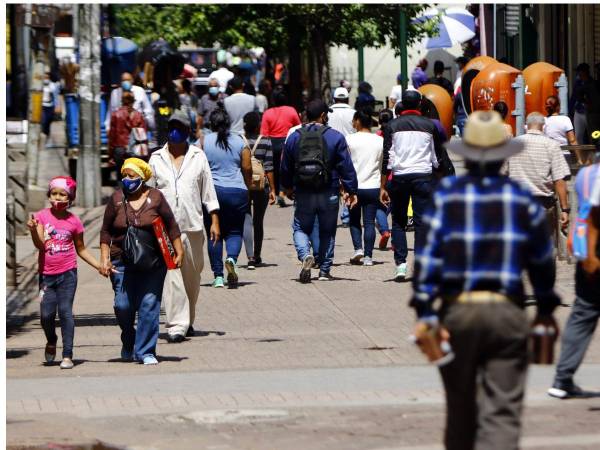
<box><xmin>512</xmin><ymin>74</ymin><xmax>525</xmax><ymax>136</ymax></box>
<box><xmin>77</xmin><ymin>4</ymin><xmax>102</xmax><ymax>207</ymax></box>
<box><xmin>518</xmin><ymin>6</ymin><xmax>524</xmax><ymax>69</ymax></box>
<box><xmin>479</xmin><ymin>4</ymin><xmax>487</xmax><ymax>56</ymax></box>
<box><xmin>399</xmin><ymin>7</ymin><xmax>408</xmax><ymax>90</ymax></box>
<box><xmin>555</xmin><ymin>74</ymin><xmax>569</xmax><ymax>116</ymax></box>
<box><xmin>358</xmin><ymin>47</ymin><xmax>365</xmax><ymax>83</ymax></box>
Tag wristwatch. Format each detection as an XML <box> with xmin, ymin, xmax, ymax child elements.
<box><xmin>561</xmin><ymin>207</ymin><xmax>571</xmax><ymax>214</ymax></box>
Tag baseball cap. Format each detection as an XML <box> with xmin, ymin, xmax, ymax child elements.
<box><xmin>333</xmin><ymin>87</ymin><xmax>349</xmax><ymax>99</ymax></box>
<box><xmin>306</xmin><ymin>99</ymin><xmax>333</xmax><ymax>121</ymax></box>
<box><xmin>168</xmin><ymin>110</ymin><xmax>191</xmax><ymax>129</ymax></box>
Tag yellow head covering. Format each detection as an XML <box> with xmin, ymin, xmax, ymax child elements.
<box><xmin>121</xmin><ymin>158</ymin><xmax>152</xmax><ymax>182</ymax></box>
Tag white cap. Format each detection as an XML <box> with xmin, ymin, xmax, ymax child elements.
<box><xmin>333</xmin><ymin>87</ymin><xmax>349</xmax><ymax>99</ymax></box>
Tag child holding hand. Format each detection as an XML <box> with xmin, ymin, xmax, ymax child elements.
<box><xmin>28</xmin><ymin>176</ymin><xmax>104</xmax><ymax>369</ymax></box>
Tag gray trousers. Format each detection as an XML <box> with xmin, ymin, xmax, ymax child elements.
<box><xmin>554</xmin><ymin>295</ymin><xmax>600</xmax><ymax>387</ymax></box>
<box><xmin>440</xmin><ymin>302</ymin><xmax>529</xmax><ymax>450</ymax></box>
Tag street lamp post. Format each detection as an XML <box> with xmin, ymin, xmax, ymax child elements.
<box><xmin>399</xmin><ymin>7</ymin><xmax>408</xmax><ymax>90</ymax></box>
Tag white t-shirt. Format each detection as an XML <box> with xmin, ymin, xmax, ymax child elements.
<box><xmin>544</xmin><ymin>115</ymin><xmax>574</xmax><ymax>146</ymax></box>
<box><xmin>345</xmin><ymin>132</ymin><xmax>384</xmax><ymax>189</ymax></box>
<box><xmin>328</xmin><ymin>103</ymin><xmax>356</xmax><ymax>137</ymax></box>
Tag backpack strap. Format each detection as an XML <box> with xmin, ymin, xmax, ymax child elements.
<box><xmin>251</xmin><ymin>135</ymin><xmax>262</xmax><ymax>157</ymax></box>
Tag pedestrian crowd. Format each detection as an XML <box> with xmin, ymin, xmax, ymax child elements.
<box><xmin>29</xmin><ymin>55</ymin><xmax>600</xmax><ymax>450</ymax></box>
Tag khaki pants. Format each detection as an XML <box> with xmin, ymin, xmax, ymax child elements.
<box><xmin>439</xmin><ymin>301</ymin><xmax>529</xmax><ymax>450</ymax></box>
<box><xmin>162</xmin><ymin>231</ymin><xmax>205</xmax><ymax>337</ymax></box>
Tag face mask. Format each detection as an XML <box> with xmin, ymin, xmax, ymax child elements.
<box><xmin>122</xmin><ymin>177</ymin><xmax>143</xmax><ymax>194</ymax></box>
<box><xmin>121</xmin><ymin>81</ymin><xmax>132</xmax><ymax>91</ymax></box>
<box><xmin>50</xmin><ymin>200</ymin><xmax>69</xmax><ymax>211</ymax></box>
<box><xmin>168</xmin><ymin>128</ymin><xmax>188</xmax><ymax>144</ymax></box>
<box><xmin>209</xmin><ymin>86</ymin><xmax>220</xmax><ymax>96</ymax></box>
<box><xmin>44</xmin><ymin>79</ymin><xmax>50</xmax><ymax>86</ymax></box>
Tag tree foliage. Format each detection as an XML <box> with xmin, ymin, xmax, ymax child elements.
<box><xmin>112</xmin><ymin>4</ymin><xmax>436</xmax><ymax>55</ymax></box>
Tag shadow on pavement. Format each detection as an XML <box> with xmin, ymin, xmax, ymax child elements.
<box><xmin>6</xmin><ymin>349</ymin><xmax>29</xmax><ymax>359</ymax></box>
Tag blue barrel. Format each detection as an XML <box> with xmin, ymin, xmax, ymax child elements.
<box><xmin>65</xmin><ymin>93</ymin><xmax>80</xmax><ymax>147</ymax></box>
<box><xmin>100</xmin><ymin>93</ymin><xmax>108</xmax><ymax>145</ymax></box>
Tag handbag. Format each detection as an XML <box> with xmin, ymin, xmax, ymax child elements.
<box><xmin>242</xmin><ymin>135</ymin><xmax>266</xmax><ymax>191</ymax></box>
<box><xmin>120</xmin><ymin>195</ymin><xmax>162</xmax><ymax>271</ymax></box>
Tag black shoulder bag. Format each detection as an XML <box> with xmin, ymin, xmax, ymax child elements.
<box><xmin>121</xmin><ymin>194</ymin><xmax>162</xmax><ymax>271</ymax></box>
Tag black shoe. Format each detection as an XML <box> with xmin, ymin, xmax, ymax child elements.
<box><xmin>186</xmin><ymin>326</ymin><xmax>195</xmax><ymax>337</ymax></box>
<box><xmin>548</xmin><ymin>383</ymin><xmax>585</xmax><ymax>399</ymax></box>
<box><xmin>254</xmin><ymin>256</ymin><xmax>263</xmax><ymax>266</ymax></box>
<box><xmin>167</xmin><ymin>333</ymin><xmax>185</xmax><ymax>343</ymax></box>
<box><xmin>247</xmin><ymin>258</ymin><xmax>256</xmax><ymax>270</ymax></box>
<box><xmin>299</xmin><ymin>255</ymin><xmax>314</xmax><ymax>283</ymax></box>
<box><xmin>312</xmin><ymin>259</ymin><xmax>320</xmax><ymax>270</ymax></box>
<box><xmin>318</xmin><ymin>271</ymin><xmax>334</xmax><ymax>281</ymax></box>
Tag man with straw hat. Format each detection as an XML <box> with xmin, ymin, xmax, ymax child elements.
<box><xmin>411</xmin><ymin>110</ymin><xmax>561</xmax><ymax>450</ymax></box>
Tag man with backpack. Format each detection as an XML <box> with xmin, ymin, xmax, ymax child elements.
<box><xmin>548</xmin><ymin>142</ymin><xmax>600</xmax><ymax>399</ymax></box>
<box><xmin>281</xmin><ymin>99</ymin><xmax>358</xmax><ymax>282</ymax></box>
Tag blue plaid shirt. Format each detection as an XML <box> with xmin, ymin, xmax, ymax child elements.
<box><xmin>412</xmin><ymin>174</ymin><xmax>561</xmax><ymax>318</ymax></box>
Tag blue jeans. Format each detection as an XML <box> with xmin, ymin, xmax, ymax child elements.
<box><xmin>387</xmin><ymin>174</ymin><xmax>434</xmax><ymax>265</ymax></box>
<box><xmin>340</xmin><ymin>204</ymin><xmax>350</xmax><ymax>225</ymax></box>
<box><xmin>292</xmin><ymin>212</ymin><xmax>320</xmax><ymax>262</ymax></box>
<box><xmin>39</xmin><ymin>269</ymin><xmax>78</xmax><ymax>359</ymax></box>
<box><xmin>204</xmin><ymin>185</ymin><xmax>248</xmax><ymax>277</ymax></box>
<box><xmin>375</xmin><ymin>205</ymin><xmax>390</xmax><ymax>234</ymax></box>
<box><xmin>293</xmin><ymin>191</ymin><xmax>339</xmax><ymax>273</ymax></box>
<box><xmin>111</xmin><ymin>260</ymin><xmax>167</xmax><ymax>360</ymax></box>
<box><xmin>349</xmin><ymin>188</ymin><xmax>380</xmax><ymax>258</ymax></box>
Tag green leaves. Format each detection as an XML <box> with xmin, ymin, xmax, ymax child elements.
<box><xmin>112</xmin><ymin>4</ymin><xmax>435</xmax><ymax>56</ymax></box>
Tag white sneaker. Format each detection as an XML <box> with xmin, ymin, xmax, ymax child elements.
<box><xmin>363</xmin><ymin>256</ymin><xmax>373</xmax><ymax>266</ymax></box>
<box><xmin>395</xmin><ymin>263</ymin><xmax>407</xmax><ymax>280</ymax></box>
<box><xmin>350</xmin><ymin>249</ymin><xmax>364</xmax><ymax>265</ymax></box>
<box><xmin>60</xmin><ymin>358</ymin><xmax>74</xmax><ymax>369</ymax></box>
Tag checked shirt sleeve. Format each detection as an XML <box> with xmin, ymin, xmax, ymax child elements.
<box><xmin>411</xmin><ymin>191</ymin><xmax>445</xmax><ymax>318</ymax></box>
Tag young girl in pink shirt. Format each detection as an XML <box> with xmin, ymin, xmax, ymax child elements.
<box><xmin>27</xmin><ymin>176</ymin><xmax>103</xmax><ymax>369</ymax></box>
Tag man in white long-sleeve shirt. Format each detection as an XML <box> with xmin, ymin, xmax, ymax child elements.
<box><xmin>106</xmin><ymin>72</ymin><xmax>155</xmax><ymax>132</ymax></box>
<box><xmin>149</xmin><ymin>111</ymin><xmax>220</xmax><ymax>342</ymax></box>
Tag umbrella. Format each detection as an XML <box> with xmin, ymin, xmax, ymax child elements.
<box><xmin>101</xmin><ymin>37</ymin><xmax>138</xmax><ymax>86</ymax></box>
<box><xmin>413</xmin><ymin>7</ymin><xmax>476</xmax><ymax>49</ymax></box>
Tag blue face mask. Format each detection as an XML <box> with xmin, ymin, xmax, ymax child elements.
<box><xmin>168</xmin><ymin>128</ymin><xmax>188</xmax><ymax>144</ymax></box>
<box><xmin>122</xmin><ymin>177</ymin><xmax>143</xmax><ymax>194</ymax></box>
<box><xmin>121</xmin><ymin>81</ymin><xmax>132</xmax><ymax>91</ymax></box>
<box><xmin>208</xmin><ymin>86</ymin><xmax>220</xmax><ymax>96</ymax></box>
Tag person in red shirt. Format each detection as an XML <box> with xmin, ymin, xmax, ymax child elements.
<box><xmin>260</xmin><ymin>88</ymin><xmax>301</xmax><ymax>206</ymax></box>
<box><xmin>109</xmin><ymin>91</ymin><xmax>147</xmax><ymax>176</ymax></box>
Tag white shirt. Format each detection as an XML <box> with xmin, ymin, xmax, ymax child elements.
<box><xmin>389</xmin><ymin>85</ymin><xmax>403</xmax><ymax>106</ymax></box>
<box><xmin>286</xmin><ymin>124</ymin><xmax>302</xmax><ymax>142</ymax></box>
<box><xmin>345</xmin><ymin>132</ymin><xmax>384</xmax><ymax>189</ymax></box>
<box><xmin>328</xmin><ymin>103</ymin><xmax>356</xmax><ymax>137</ymax></box>
<box><xmin>453</xmin><ymin>72</ymin><xmax>462</xmax><ymax>96</ymax></box>
<box><xmin>106</xmin><ymin>85</ymin><xmax>155</xmax><ymax>130</ymax></box>
<box><xmin>255</xmin><ymin>94</ymin><xmax>269</xmax><ymax>113</ymax></box>
<box><xmin>591</xmin><ymin>170</ymin><xmax>600</xmax><ymax>207</ymax></box>
<box><xmin>543</xmin><ymin>115</ymin><xmax>574</xmax><ymax>146</ymax></box>
<box><xmin>148</xmin><ymin>144</ymin><xmax>219</xmax><ymax>233</ymax></box>
<box><xmin>209</xmin><ymin>67</ymin><xmax>234</xmax><ymax>93</ymax></box>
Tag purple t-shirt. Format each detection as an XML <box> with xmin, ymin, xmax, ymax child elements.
<box><xmin>35</xmin><ymin>208</ymin><xmax>84</xmax><ymax>275</ymax></box>
<box><xmin>411</xmin><ymin>67</ymin><xmax>429</xmax><ymax>89</ymax></box>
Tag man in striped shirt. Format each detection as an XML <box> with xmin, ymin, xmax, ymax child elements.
<box><xmin>412</xmin><ymin>111</ymin><xmax>561</xmax><ymax>450</ymax></box>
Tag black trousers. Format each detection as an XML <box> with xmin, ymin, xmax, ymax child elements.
<box><xmin>249</xmin><ymin>188</ymin><xmax>269</xmax><ymax>258</ymax></box>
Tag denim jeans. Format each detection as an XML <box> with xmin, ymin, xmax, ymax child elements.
<box><xmin>375</xmin><ymin>205</ymin><xmax>390</xmax><ymax>234</ymax></box>
<box><xmin>293</xmin><ymin>191</ymin><xmax>339</xmax><ymax>273</ymax></box>
<box><xmin>292</xmin><ymin>211</ymin><xmax>321</xmax><ymax>262</ymax></box>
<box><xmin>387</xmin><ymin>174</ymin><xmax>434</xmax><ymax>265</ymax></box>
<box><xmin>39</xmin><ymin>269</ymin><xmax>78</xmax><ymax>359</ymax></box>
<box><xmin>349</xmin><ymin>188</ymin><xmax>380</xmax><ymax>258</ymax></box>
<box><xmin>204</xmin><ymin>185</ymin><xmax>248</xmax><ymax>277</ymax></box>
<box><xmin>340</xmin><ymin>204</ymin><xmax>350</xmax><ymax>225</ymax></box>
<box><xmin>111</xmin><ymin>260</ymin><xmax>167</xmax><ymax>360</ymax></box>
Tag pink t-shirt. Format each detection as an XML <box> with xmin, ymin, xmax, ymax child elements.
<box><xmin>35</xmin><ymin>208</ymin><xmax>84</xmax><ymax>275</ymax></box>
<box><xmin>260</xmin><ymin>106</ymin><xmax>301</xmax><ymax>138</ymax></box>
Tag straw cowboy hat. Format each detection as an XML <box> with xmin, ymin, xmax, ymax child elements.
<box><xmin>447</xmin><ymin>110</ymin><xmax>524</xmax><ymax>162</ymax></box>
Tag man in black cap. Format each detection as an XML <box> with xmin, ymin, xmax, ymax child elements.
<box><xmin>380</xmin><ymin>89</ymin><xmax>446</xmax><ymax>281</ymax></box>
<box><xmin>281</xmin><ymin>99</ymin><xmax>358</xmax><ymax>282</ymax></box>
<box><xmin>149</xmin><ymin>110</ymin><xmax>220</xmax><ymax>343</ymax></box>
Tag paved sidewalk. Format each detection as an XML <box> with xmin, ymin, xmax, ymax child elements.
<box><xmin>6</xmin><ymin>167</ymin><xmax>600</xmax><ymax>449</ymax></box>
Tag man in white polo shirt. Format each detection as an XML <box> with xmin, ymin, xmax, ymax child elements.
<box><xmin>328</xmin><ymin>87</ymin><xmax>356</xmax><ymax>137</ymax></box>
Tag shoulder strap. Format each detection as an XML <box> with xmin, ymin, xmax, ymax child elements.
<box><xmin>241</xmin><ymin>134</ymin><xmax>250</xmax><ymax>149</ymax></box>
<box><xmin>251</xmin><ymin>135</ymin><xmax>262</xmax><ymax>156</ymax></box>
<box><xmin>121</xmin><ymin>191</ymin><xmax>130</xmax><ymax>227</ymax></box>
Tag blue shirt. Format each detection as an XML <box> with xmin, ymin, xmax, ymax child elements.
<box><xmin>203</xmin><ymin>132</ymin><xmax>247</xmax><ymax>190</ymax></box>
<box><xmin>412</xmin><ymin>175</ymin><xmax>560</xmax><ymax>318</ymax></box>
<box><xmin>281</xmin><ymin>123</ymin><xmax>358</xmax><ymax>195</ymax></box>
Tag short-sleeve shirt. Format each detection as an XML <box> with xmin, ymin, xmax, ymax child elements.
<box><xmin>389</xmin><ymin>85</ymin><xmax>403</xmax><ymax>105</ymax></box>
<box><xmin>203</xmin><ymin>132</ymin><xmax>248</xmax><ymax>190</ymax></box>
<box><xmin>35</xmin><ymin>208</ymin><xmax>84</xmax><ymax>275</ymax></box>
<box><xmin>507</xmin><ymin>130</ymin><xmax>571</xmax><ymax>197</ymax></box>
<box><xmin>543</xmin><ymin>115</ymin><xmax>574</xmax><ymax>146</ymax></box>
<box><xmin>224</xmin><ymin>93</ymin><xmax>257</xmax><ymax>134</ymax></box>
<box><xmin>591</xmin><ymin>170</ymin><xmax>600</xmax><ymax>207</ymax></box>
<box><xmin>198</xmin><ymin>93</ymin><xmax>227</xmax><ymax>120</ymax></box>
<box><xmin>260</xmin><ymin>106</ymin><xmax>301</xmax><ymax>138</ymax></box>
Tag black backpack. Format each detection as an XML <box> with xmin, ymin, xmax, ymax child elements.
<box><xmin>295</xmin><ymin>125</ymin><xmax>330</xmax><ymax>191</ymax></box>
